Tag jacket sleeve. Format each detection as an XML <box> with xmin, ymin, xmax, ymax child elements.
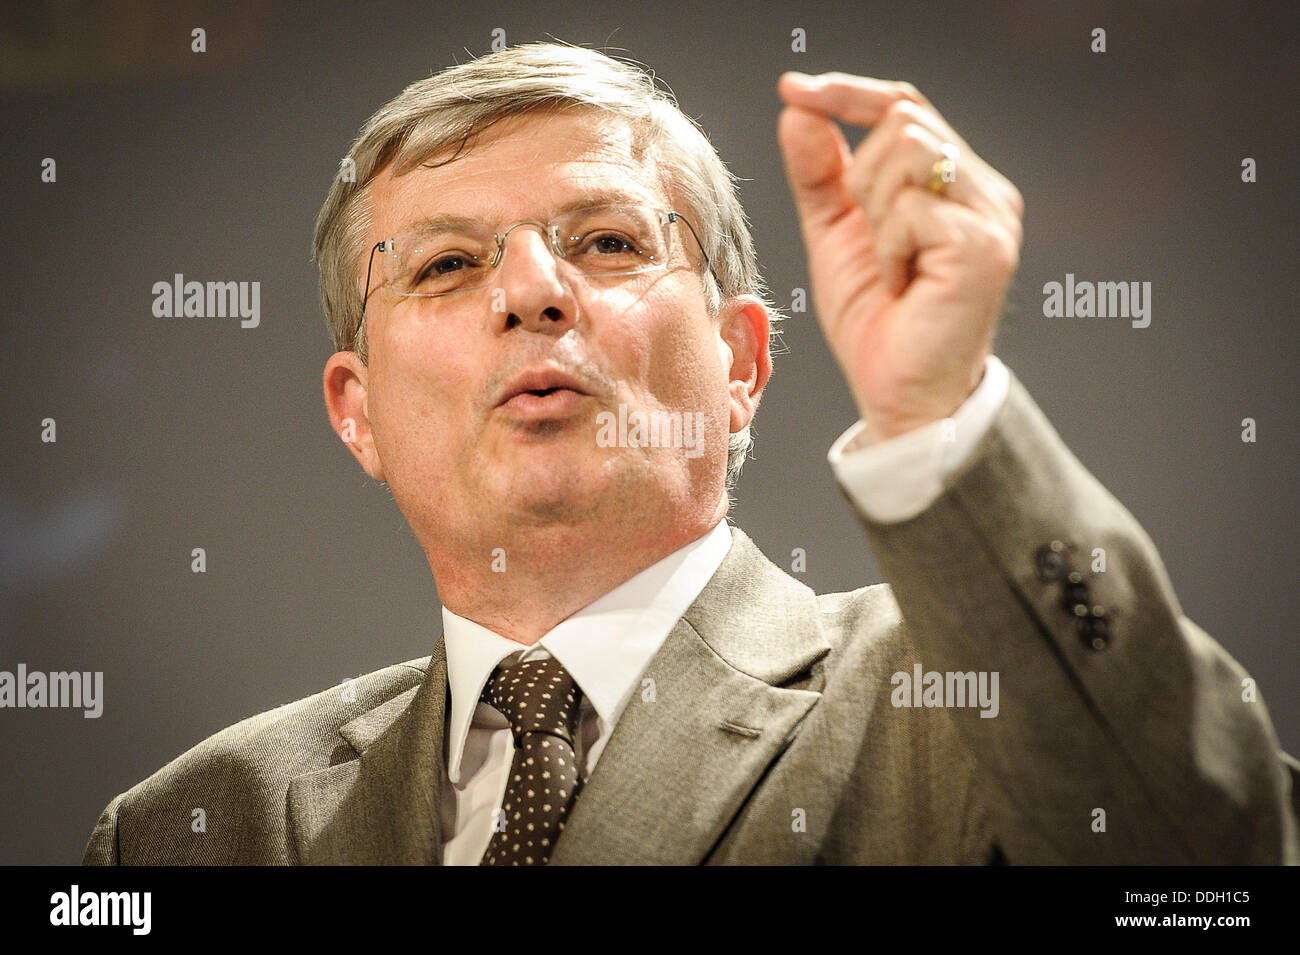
<box><xmin>849</xmin><ymin>367</ymin><xmax>1299</xmax><ymax>864</ymax></box>
<box><xmin>82</xmin><ymin>793</ymin><xmax>126</xmax><ymax>865</ymax></box>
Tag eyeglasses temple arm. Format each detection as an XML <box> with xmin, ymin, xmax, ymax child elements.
<box><xmin>669</xmin><ymin>212</ymin><xmax>718</xmax><ymax>285</ymax></box>
<box><xmin>355</xmin><ymin>240</ymin><xmax>385</xmax><ymax>349</ymax></box>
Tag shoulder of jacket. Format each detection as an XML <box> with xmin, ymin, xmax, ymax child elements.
<box><xmin>810</xmin><ymin>582</ymin><xmax>927</xmax><ymax>674</ymax></box>
<box><xmin>117</xmin><ymin>655</ymin><xmax>431</xmax><ymax>809</ymax></box>
<box><xmin>814</xmin><ymin>582</ymin><xmax>904</xmax><ymax>640</ymax></box>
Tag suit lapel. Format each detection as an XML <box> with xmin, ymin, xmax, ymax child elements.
<box><xmin>549</xmin><ymin>527</ymin><xmax>829</xmax><ymax>865</ymax></box>
<box><xmin>287</xmin><ymin>643</ymin><xmax>449</xmax><ymax>864</ymax></box>
<box><xmin>286</xmin><ymin>527</ymin><xmax>827</xmax><ymax>866</ymax></box>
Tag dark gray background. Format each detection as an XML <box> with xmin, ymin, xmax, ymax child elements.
<box><xmin>1</xmin><ymin>0</ymin><xmax>1295</xmax><ymax>865</ymax></box>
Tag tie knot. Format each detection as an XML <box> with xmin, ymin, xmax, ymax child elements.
<box><xmin>481</xmin><ymin>655</ymin><xmax>582</xmax><ymax>745</ymax></box>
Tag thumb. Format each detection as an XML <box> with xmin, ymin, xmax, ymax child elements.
<box><xmin>777</xmin><ymin>104</ymin><xmax>853</xmax><ymax>234</ymax></box>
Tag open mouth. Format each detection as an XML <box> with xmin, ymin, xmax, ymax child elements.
<box><xmin>495</xmin><ymin>365</ymin><xmax>596</xmax><ymax>419</ymax></box>
<box><xmin>500</xmin><ymin>386</ymin><xmax>589</xmax><ymax>418</ymax></box>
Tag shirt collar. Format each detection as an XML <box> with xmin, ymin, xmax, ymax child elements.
<box><xmin>442</xmin><ymin>519</ymin><xmax>734</xmax><ymax>784</ymax></box>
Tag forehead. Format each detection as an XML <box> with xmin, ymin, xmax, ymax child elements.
<box><xmin>367</xmin><ymin>110</ymin><xmax>668</xmax><ymax>235</ymax></box>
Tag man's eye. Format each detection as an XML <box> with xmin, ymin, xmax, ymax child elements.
<box><xmin>417</xmin><ymin>254</ymin><xmax>472</xmax><ymax>281</ymax></box>
<box><xmin>588</xmin><ymin>233</ymin><xmax>638</xmax><ymax>255</ymax></box>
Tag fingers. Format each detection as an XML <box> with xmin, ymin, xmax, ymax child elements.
<box><xmin>856</xmin><ymin>123</ymin><xmax>1007</xmax><ymax>229</ymax></box>
<box><xmin>776</xmin><ymin>104</ymin><xmax>856</xmax><ymax>233</ymax></box>
<box><xmin>848</xmin><ymin>98</ymin><xmax>970</xmax><ymax>194</ymax></box>
<box><xmin>858</xmin><ymin>122</ymin><xmax>951</xmax><ymax>225</ymax></box>
<box><xmin>778</xmin><ymin>72</ymin><xmax>934</xmax><ymax>127</ymax></box>
<box><xmin>777</xmin><ymin>70</ymin><xmax>1026</xmax><ymax>275</ymax></box>
<box><xmin>874</xmin><ymin>189</ymin><xmax>1020</xmax><ymax>298</ymax></box>
<box><xmin>837</xmin><ymin>97</ymin><xmax>1022</xmax><ymax>245</ymax></box>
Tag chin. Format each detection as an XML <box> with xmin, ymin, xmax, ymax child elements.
<box><xmin>494</xmin><ymin>451</ymin><xmax>608</xmax><ymax>521</ymax></box>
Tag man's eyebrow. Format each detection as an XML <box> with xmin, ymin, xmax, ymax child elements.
<box><xmin>392</xmin><ymin>189</ymin><xmax>660</xmax><ymax>235</ymax></box>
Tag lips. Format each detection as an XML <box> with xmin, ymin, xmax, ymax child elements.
<box><xmin>496</xmin><ymin>367</ymin><xmax>593</xmax><ymax>408</ymax></box>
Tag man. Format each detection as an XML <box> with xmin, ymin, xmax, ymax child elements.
<box><xmin>84</xmin><ymin>42</ymin><xmax>1297</xmax><ymax>865</ymax></box>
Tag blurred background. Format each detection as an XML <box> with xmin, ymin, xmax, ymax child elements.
<box><xmin>1</xmin><ymin>0</ymin><xmax>1295</xmax><ymax>864</ymax></box>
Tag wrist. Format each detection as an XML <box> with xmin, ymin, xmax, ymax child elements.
<box><xmin>857</xmin><ymin>362</ymin><xmax>988</xmax><ymax>441</ymax></box>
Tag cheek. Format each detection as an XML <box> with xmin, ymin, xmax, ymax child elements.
<box><xmin>632</xmin><ymin>293</ymin><xmax>725</xmax><ymax>409</ymax></box>
<box><xmin>591</xmin><ymin>279</ymin><xmax>711</xmax><ymax>381</ymax></box>
<box><xmin>367</xmin><ymin>314</ymin><xmax>476</xmax><ymax>450</ymax></box>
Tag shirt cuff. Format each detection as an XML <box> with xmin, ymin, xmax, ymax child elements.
<box><xmin>827</xmin><ymin>355</ymin><xmax>1011</xmax><ymax>523</ymax></box>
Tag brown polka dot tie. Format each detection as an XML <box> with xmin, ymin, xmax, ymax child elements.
<box><xmin>479</xmin><ymin>655</ymin><xmax>585</xmax><ymax>866</ymax></box>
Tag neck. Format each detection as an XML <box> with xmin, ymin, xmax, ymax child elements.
<box><xmin>428</xmin><ymin>507</ymin><xmax>726</xmax><ymax>645</ymax></box>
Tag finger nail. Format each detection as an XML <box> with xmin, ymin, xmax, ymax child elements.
<box><xmin>784</xmin><ymin>71</ymin><xmax>825</xmax><ymax>88</ymax></box>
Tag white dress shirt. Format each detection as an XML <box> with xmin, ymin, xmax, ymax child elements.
<box><xmin>828</xmin><ymin>355</ymin><xmax>1010</xmax><ymax>522</ymax></box>
<box><xmin>439</xmin><ymin>355</ymin><xmax>1011</xmax><ymax>863</ymax></box>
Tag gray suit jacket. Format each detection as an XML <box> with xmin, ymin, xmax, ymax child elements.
<box><xmin>83</xmin><ymin>371</ymin><xmax>1300</xmax><ymax>864</ymax></box>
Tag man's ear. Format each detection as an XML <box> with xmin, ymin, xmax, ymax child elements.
<box><xmin>718</xmin><ymin>295</ymin><xmax>773</xmax><ymax>434</ymax></box>
<box><xmin>323</xmin><ymin>351</ymin><xmax>386</xmax><ymax>481</ymax></box>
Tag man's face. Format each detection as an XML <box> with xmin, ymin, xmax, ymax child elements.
<box><xmin>339</xmin><ymin>109</ymin><xmax>759</xmax><ymax>551</ymax></box>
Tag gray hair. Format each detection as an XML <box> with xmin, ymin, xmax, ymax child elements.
<box><xmin>312</xmin><ymin>41</ymin><xmax>783</xmax><ymax>488</ymax></box>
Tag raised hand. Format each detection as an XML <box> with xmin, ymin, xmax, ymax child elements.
<box><xmin>777</xmin><ymin>72</ymin><xmax>1024</xmax><ymax>439</ymax></box>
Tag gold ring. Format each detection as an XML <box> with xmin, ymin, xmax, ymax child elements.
<box><xmin>926</xmin><ymin>143</ymin><xmax>960</xmax><ymax>196</ymax></box>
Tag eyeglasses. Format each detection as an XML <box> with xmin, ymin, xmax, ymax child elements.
<box><xmin>357</xmin><ymin>201</ymin><xmax>715</xmax><ymax>330</ymax></box>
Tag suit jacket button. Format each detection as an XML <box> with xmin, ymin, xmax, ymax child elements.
<box><xmin>1035</xmin><ymin>542</ymin><xmax>1069</xmax><ymax>581</ymax></box>
<box><xmin>1079</xmin><ymin>614</ymin><xmax>1110</xmax><ymax>650</ymax></box>
<box><xmin>1062</xmin><ymin>582</ymin><xmax>1091</xmax><ymax>612</ymax></box>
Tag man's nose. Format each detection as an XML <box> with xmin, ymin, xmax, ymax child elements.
<box><xmin>493</xmin><ymin>225</ymin><xmax>579</xmax><ymax>334</ymax></box>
